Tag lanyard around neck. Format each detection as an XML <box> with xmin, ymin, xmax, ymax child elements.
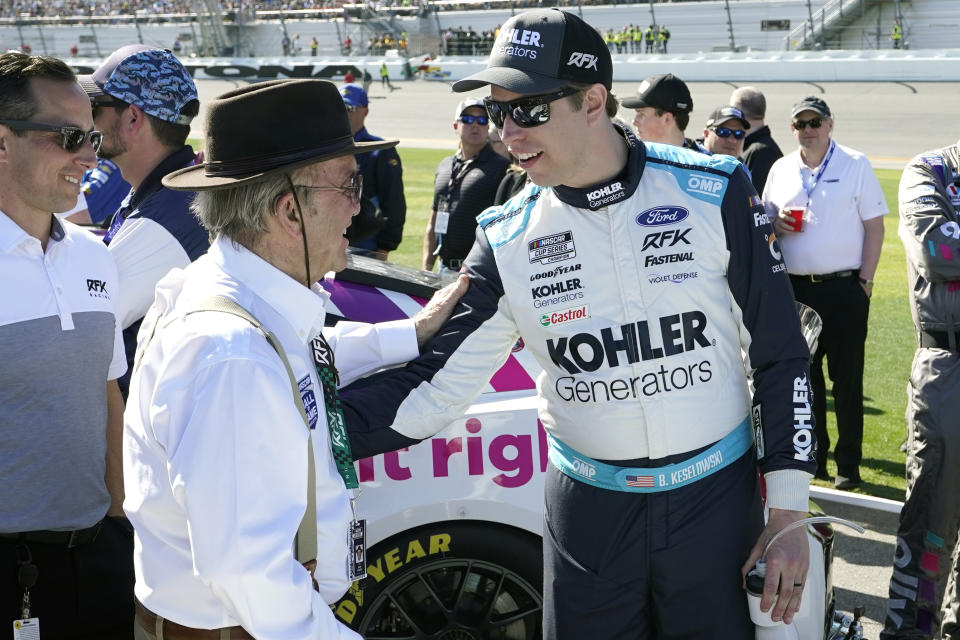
<box><xmin>310</xmin><ymin>333</ymin><xmax>359</xmax><ymax>490</ymax></box>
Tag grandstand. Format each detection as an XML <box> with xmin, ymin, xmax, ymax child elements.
<box><xmin>0</xmin><ymin>0</ymin><xmax>952</xmax><ymax>60</ymax></box>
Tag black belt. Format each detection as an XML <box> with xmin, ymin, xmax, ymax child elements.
<box><xmin>442</xmin><ymin>258</ymin><xmax>464</xmax><ymax>269</ymax></box>
<box><xmin>790</xmin><ymin>269</ymin><xmax>858</xmax><ymax>283</ymax></box>
<box><xmin>0</xmin><ymin>520</ymin><xmax>103</xmax><ymax>548</ymax></box>
<box><xmin>919</xmin><ymin>330</ymin><xmax>960</xmax><ymax>351</ymax></box>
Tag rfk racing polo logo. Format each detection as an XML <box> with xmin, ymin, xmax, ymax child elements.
<box><xmin>86</xmin><ymin>278</ymin><xmax>109</xmax><ymax>299</ymax></box>
<box><xmin>529</xmin><ymin>231</ymin><xmax>576</xmax><ymax>265</ymax></box>
<box><xmin>585</xmin><ymin>181</ymin><xmax>625</xmax><ymax>209</ymax></box>
<box><xmin>497</xmin><ymin>28</ymin><xmax>543</xmax><ymax>59</ymax></box>
<box><xmin>636</xmin><ymin>206</ymin><xmax>689</xmax><ymax>227</ymax></box>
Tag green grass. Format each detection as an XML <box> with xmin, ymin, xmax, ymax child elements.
<box><xmin>192</xmin><ymin>139</ymin><xmax>912</xmax><ymax>500</ymax></box>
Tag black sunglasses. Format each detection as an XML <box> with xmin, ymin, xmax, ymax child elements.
<box><xmin>483</xmin><ymin>86</ymin><xmax>580</xmax><ymax>129</ymax></box>
<box><xmin>459</xmin><ymin>114</ymin><xmax>489</xmax><ymax>126</ymax></box>
<box><xmin>0</xmin><ymin>119</ymin><xmax>102</xmax><ymax>153</ymax></box>
<box><xmin>793</xmin><ymin>117</ymin><xmax>824</xmax><ymax>130</ymax></box>
<box><xmin>710</xmin><ymin>126</ymin><xmax>746</xmax><ymax>140</ymax></box>
<box><xmin>294</xmin><ymin>173</ymin><xmax>363</xmax><ymax>203</ymax></box>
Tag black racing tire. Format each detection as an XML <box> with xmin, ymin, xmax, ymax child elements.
<box><xmin>333</xmin><ymin>521</ymin><xmax>543</xmax><ymax>639</ymax></box>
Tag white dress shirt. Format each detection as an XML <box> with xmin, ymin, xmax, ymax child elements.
<box><xmin>762</xmin><ymin>141</ymin><xmax>887</xmax><ymax>275</ymax></box>
<box><xmin>124</xmin><ymin>236</ymin><xmax>417</xmax><ymax>638</ymax></box>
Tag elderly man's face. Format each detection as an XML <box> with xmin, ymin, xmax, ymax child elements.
<box><xmin>292</xmin><ymin>154</ymin><xmax>360</xmax><ymax>277</ymax></box>
<box><xmin>703</xmin><ymin>118</ymin><xmax>747</xmax><ymax>158</ymax></box>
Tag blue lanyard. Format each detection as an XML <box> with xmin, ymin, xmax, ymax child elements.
<box><xmin>802</xmin><ymin>140</ymin><xmax>835</xmax><ymax>209</ymax></box>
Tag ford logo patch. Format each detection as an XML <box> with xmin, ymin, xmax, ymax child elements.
<box><xmin>636</xmin><ymin>206</ymin><xmax>690</xmax><ymax>227</ymax></box>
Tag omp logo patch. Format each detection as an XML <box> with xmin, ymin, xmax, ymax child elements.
<box><xmin>567</xmin><ymin>52</ymin><xmax>599</xmax><ymax>70</ymax></box>
<box><xmin>686</xmin><ymin>174</ymin><xmax>724</xmax><ymax>198</ymax></box>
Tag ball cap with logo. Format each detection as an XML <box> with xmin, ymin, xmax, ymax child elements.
<box><xmin>340</xmin><ymin>84</ymin><xmax>369</xmax><ymax>107</ymax></box>
<box><xmin>451</xmin><ymin>8</ymin><xmax>611</xmax><ymax>94</ymax></box>
<box><xmin>621</xmin><ymin>73</ymin><xmax>693</xmax><ymax>114</ymax></box>
<box><xmin>454</xmin><ymin>97</ymin><xmax>485</xmax><ymax>120</ymax></box>
<box><xmin>706</xmin><ymin>105</ymin><xmax>750</xmax><ymax>130</ymax></box>
<box><xmin>79</xmin><ymin>44</ymin><xmax>198</xmax><ymax>126</ymax></box>
<box><xmin>791</xmin><ymin>96</ymin><xmax>831</xmax><ymax>119</ymax></box>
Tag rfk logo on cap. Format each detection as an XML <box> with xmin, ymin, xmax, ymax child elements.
<box><xmin>567</xmin><ymin>52</ymin><xmax>599</xmax><ymax>70</ymax></box>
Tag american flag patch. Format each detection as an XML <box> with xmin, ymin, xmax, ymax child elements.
<box><xmin>625</xmin><ymin>475</ymin><xmax>655</xmax><ymax>488</ymax></box>
<box><xmin>749</xmin><ymin>195</ymin><xmax>763</xmax><ymax>208</ymax></box>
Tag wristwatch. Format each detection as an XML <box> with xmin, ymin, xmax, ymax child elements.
<box><xmin>858</xmin><ymin>277</ymin><xmax>874</xmax><ymax>287</ymax></box>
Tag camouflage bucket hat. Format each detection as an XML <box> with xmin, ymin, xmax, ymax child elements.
<box><xmin>80</xmin><ymin>46</ymin><xmax>198</xmax><ymax>126</ymax></box>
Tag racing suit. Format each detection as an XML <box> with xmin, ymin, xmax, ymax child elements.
<box><xmin>344</xmin><ymin>127</ymin><xmax>815</xmax><ymax>638</ymax></box>
<box><xmin>882</xmin><ymin>143</ymin><xmax>960</xmax><ymax>640</ymax></box>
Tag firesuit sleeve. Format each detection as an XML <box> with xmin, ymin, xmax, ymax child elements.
<box><xmin>340</xmin><ymin>227</ymin><xmax>520</xmax><ymax>459</ymax></box>
<box><xmin>899</xmin><ymin>150</ymin><xmax>960</xmax><ymax>281</ymax></box>
<box><xmin>720</xmin><ymin>165</ymin><xmax>815</xmax><ymax>512</ymax></box>
<box><xmin>371</xmin><ymin>148</ymin><xmax>406</xmax><ymax>252</ymax></box>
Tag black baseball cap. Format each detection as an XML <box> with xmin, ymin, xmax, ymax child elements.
<box><xmin>791</xmin><ymin>96</ymin><xmax>831</xmax><ymax>119</ymax></box>
<box><xmin>621</xmin><ymin>73</ymin><xmax>693</xmax><ymax>113</ymax></box>
<box><xmin>452</xmin><ymin>9</ymin><xmax>611</xmax><ymax>94</ymax></box>
<box><xmin>706</xmin><ymin>105</ymin><xmax>750</xmax><ymax>130</ymax></box>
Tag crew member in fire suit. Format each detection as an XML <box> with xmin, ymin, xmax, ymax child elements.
<box><xmin>343</xmin><ymin>9</ymin><xmax>816</xmax><ymax>638</ymax></box>
<box><xmin>882</xmin><ymin>143</ymin><xmax>960</xmax><ymax>640</ymax></box>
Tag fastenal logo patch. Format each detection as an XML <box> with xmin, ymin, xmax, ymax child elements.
<box><xmin>529</xmin><ymin>230</ymin><xmax>576</xmax><ymax>264</ymax></box>
<box><xmin>686</xmin><ymin>174</ymin><xmax>724</xmax><ymax>198</ymax></box>
<box><xmin>540</xmin><ymin>304</ymin><xmax>590</xmax><ymax>327</ymax></box>
<box><xmin>636</xmin><ymin>206</ymin><xmax>689</xmax><ymax>227</ymax></box>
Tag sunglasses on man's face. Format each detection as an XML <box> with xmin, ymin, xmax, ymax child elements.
<box><xmin>710</xmin><ymin>126</ymin><xmax>746</xmax><ymax>140</ymax></box>
<box><xmin>459</xmin><ymin>114</ymin><xmax>489</xmax><ymax>126</ymax></box>
<box><xmin>793</xmin><ymin>117</ymin><xmax>824</xmax><ymax>130</ymax></box>
<box><xmin>0</xmin><ymin>119</ymin><xmax>102</xmax><ymax>153</ymax></box>
<box><xmin>483</xmin><ymin>86</ymin><xmax>580</xmax><ymax>129</ymax></box>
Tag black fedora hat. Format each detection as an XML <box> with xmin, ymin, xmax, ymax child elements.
<box><xmin>164</xmin><ymin>79</ymin><xmax>397</xmax><ymax>191</ymax></box>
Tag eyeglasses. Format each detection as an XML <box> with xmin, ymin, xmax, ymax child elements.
<box><xmin>344</xmin><ymin>105</ymin><xmax>362</xmax><ymax>113</ymax></box>
<box><xmin>0</xmin><ymin>119</ymin><xmax>102</xmax><ymax>153</ymax></box>
<box><xmin>792</xmin><ymin>117</ymin><xmax>824</xmax><ymax>130</ymax></box>
<box><xmin>458</xmin><ymin>114</ymin><xmax>489</xmax><ymax>126</ymax></box>
<box><xmin>294</xmin><ymin>173</ymin><xmax>363</xmax><ymax>203</ymax></box>
<box><xmin>483</xmin><ymin>86</ymin><xmax>580</xmax><ymax>129</ymax></box>
<box><xmin>709</xmin><ymin>126</ymin><xmax>746</xmax><ymax>140</ymax></box>
<box><xmin>91</xmin><ymin>99</ymin><xmax>123</xmax><ymax>116</ymax></box>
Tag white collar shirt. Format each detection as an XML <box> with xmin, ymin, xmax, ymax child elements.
<box><xmin>124</xmin><ymin>236</ymin><xmax>417</xmax><ymax>638</ymax></box>
<box><xmin>1</xmin><ymin>212</ymin><xmax>125</xmax><ymax>531</ymax></box>
<box><xmin>762</xmin><ymin>140</ymin><xmax>888</xmax><ymax>275</ymax></box>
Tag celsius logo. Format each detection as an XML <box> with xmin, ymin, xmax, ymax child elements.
<box><xmin>636</xmin><ymin>206</ymin><xmax>689</xmax><ymax>227</ymax></box>
<box><xmin>687</xmin><ymin>175</ymin><xmax>724</xmax><ymax>197</ymax></box>
<box><xmin>540</xmin><ymin>304</ymin><xmax>590</xmax><ymax>327</ymax></box>
<box><xmin>767</xmin><ymin>233</ymin><xmax>782</xmax><ymax>261</ymax></box>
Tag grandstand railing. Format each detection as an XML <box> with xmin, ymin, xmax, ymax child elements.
<box><xmin>782</xmin><ymin>0</ymin><xmax>885</xmax><ymax>51</ymax></box>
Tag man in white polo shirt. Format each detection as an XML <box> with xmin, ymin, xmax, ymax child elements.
<box><xmin>0</xmin><ymin>52</ymin><xmax>132</xmax><ymax>636</ymax></box>
<box><xmin>763</xmin><ymin>96</ymin><xmax>887</xmax><ymax>490</ymax></box>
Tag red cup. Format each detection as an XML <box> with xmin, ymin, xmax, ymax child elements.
<box><xmin>786</xmin><ymin>207</ymin><xmax>804</xmax><ymax>232</ymax></box>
